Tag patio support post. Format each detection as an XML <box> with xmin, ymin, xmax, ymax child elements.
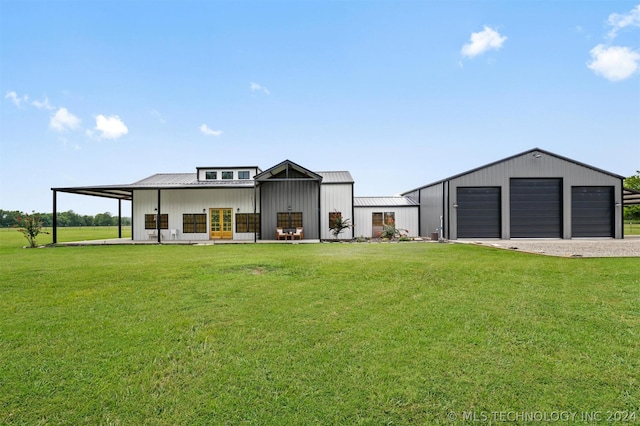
<box><xmin>253</xmin><ymin>183</ymin><xmax>257</xmax><ymax>243</ymax></box>
<box><xmin>52</xmin><ymin>190</ymin><xmax>58</xmax><ymax>244</ymax></box>
<box><xmin>157</xmin><ymin>189</ymin><xmax>162</xmax><ymax>244</ymax></box>
<box><xmin>317</xmin><ymin>180</ymin><xmax>321</xmax><ymax>241</ymax></box>
<box><xmin>118</xmin><ymin>199</ymin><xmax>122</xmax><ymax>239</ymax></box>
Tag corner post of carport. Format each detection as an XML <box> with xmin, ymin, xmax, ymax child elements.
<box><xmin>52</xmin><ymin>189</ymin><xmax>58</xmax><ymax>244</ymax></box>
<box><xmin>118</xmin><ymin>199</ymin><xmax>122</xmax><ymax>239</ymax></box>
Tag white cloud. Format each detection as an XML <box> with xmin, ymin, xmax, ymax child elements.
<box><xmin>587</xmin><ymin>44</ymin><xmax>640</xmax><ymax>81</ymax></box>
<box><xmin>250</xmin><ymin>82</ymin><xmax>270</xmax><ymax>95</ymax></box>
<box><xmin>94</xmin><ymin>114</ymin><xmax>128</xmax><ymax>139</ymax></box>
<box><xmin>200</xmin><ymin>124</ymin><xmax>223</xmax><ymax>136</ymax></box>
<box><xmin>50</xmin><ymin>107</ymin><xmax>81</xmax><ymax>132</ymax></box>
<box><xmin>5</xmin><ymin>91</ymin><xmax>28</xmax><ymax>107</ymax></box>
<box><xmin>607</xmin><ymin>4</ymin><xmax>640</xmax><ymax>39</ymax></box>
<box><xmin>461</xmin><ymin>26</ymin><xmax>507</xmax><ymax>58</ymax></box>
<box><xmin>32</xmin><ymin>96</ymin><xmax>55</xmax><ymax>110</ymax></box>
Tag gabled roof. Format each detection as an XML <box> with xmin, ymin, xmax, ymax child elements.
<box><xmin>254</xmin><ymin>159</ymin><xmax>323</xmax><ymax>182</ymax></box>
<box><xmin>317</xmin><ymin>171</ymin><xmax>354</xmax><ymax>184</ymax></box>
<box><xmin>354</xmin><ymin>197</ymin><xmax>418</xmax><ymax>207</ymax></box>
<box><xmin>401</xmin><ymin>147</ymin><xmax>625</xmax><ymax>195</ymax></box>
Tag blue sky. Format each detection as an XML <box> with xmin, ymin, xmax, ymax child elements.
<box><xmin>1</xmin><ymin>0</ymin><xmax>639</xmax><ymax>215</ymax></box>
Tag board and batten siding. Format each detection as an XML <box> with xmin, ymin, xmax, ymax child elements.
<box><xmin>320</xmin><ymin>183</ymin><xmax>354</xmax><ymax>240</ymax></box>
<box><xmin>132</xmin><ymin>187</ymin><xmax>258</xmax><ymax>241</ymax></box>
<box><xmin>353</xmin><ymin>207</ymin><xmax>419</xmax><ymax>239</ymax></box>
<box><xmin>259</xmin><ymin>180</ymin><xmax>320</xmax><ymax>240</ymax></box>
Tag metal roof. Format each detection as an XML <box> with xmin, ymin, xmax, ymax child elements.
<box><xmin>625</xmin><ymin>188</ymin><xmax>640</xmax><ymax>206</ymax></box>
<box><xmin>354</xmin><ymin>197</ymin><xmax>418</xmax><ymax>207</ymax></box>
<box><xmin>317</xmin><ymin>171</ymin><xmax>354</xmax><ymax>184</ymax></box>
<box><xmin>52</xmin><ymin>163</ymin><xmax>353</xmax><ymax>200</ymax></box>
<box><xmin>133</xmin><ymin>173</ymin><xmax>255</xmax><ymax>188</ymax></box>
<box><xmin>402</xmin><ymin>147</ymin><xmax>625</xmax><ymax>195</ymax></box>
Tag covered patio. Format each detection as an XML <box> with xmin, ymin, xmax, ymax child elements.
<box><xmin>51</xmin><ymin>184</ymin><xmax>133</xmax><ymax>245</ymax></box>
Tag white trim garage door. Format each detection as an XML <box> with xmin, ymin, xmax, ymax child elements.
<box><xmin>571</xmin><ymin>186</ymin><xmax>614</xmax><ymax>237</ymax></box>
<box><xmin>457</xmin><ymin>187</ymin><xmax>501</xmax><ymax>238</ymax></box>
<box><xmin>510</xmin><ymin>178</ymin><xmax>562</xmax><ymax>238</ymax></box>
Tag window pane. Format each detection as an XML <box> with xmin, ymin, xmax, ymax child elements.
<box><xmin>291</xmin><ymin>212</ymin><xmax>302</xmax><ymax>228</ymax></box>
<box><xmin>372</xmin><ymin>213</ymin><xmax>383</xmax><ymax>227</ymax></box>
<box><xmin>238</xmin><ymin>171</ymin><xmax>250</xmax><ymax>179</ymax></box>
<box><xmin>160</xmin><ymin>214</ymin><xmax>168</xmax><ymax>229</ymax></box>
<box><xmin>183</xmin><ymin>214</ymin><xmax>195</xmax><ymax>233</ymax></box>
<box><xmin>145</xmin><ymin>214</ymin><xmax>155</xmax><ymax>229</ymax></box>
<box><xmin>329</xmin><ymin>212</ymin><xmax>342</xmax><ymax>228</ymax></box>
<box><xmin>222</xmin><ymin>171</ymin><xmax>233</xmax><ymax>180</ymax></box>
<box><xmin>205</xmin><ymin>171</ymin><xmax>217</xmax><ymax>180</ymax></box>
<box><xmin>277</xmin><ymin>212</ymin><xmax>289</xmax><ymax>228</ymax></box>
<box><xmin>384</xmin><ymin>212</ymin><xmax>395</xmax><ymax>226</ymax></box>
<box><xmin>195</xmin><ymin>214</ymin><xmax>207</xmax><ymax>233</ymax></box>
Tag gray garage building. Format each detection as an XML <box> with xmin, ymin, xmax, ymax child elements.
<box><xmin>402</xmin><ymin>148</ymin><xmax>625</xmax><ymax>239</ymax></box>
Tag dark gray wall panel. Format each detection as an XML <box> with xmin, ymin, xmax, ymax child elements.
<box><xmin>261</xmin><ymin>180</ymin><xmax>319</xmax><ymax>239</ymax></box>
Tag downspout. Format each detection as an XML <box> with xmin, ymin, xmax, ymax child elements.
<box><xmin>52</xmin><ymin>190</ymin><xmax>58</xmax><ymax>244</ymax></box>
<box><xmin>254</xmin><ymin>182</ymin><xmax>257</xmax><ymax>243</ymax></box>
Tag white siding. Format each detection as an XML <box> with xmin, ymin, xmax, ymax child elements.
<box><xmin>353</xmin><ymin>207</ymin><xmax>419</xmax><ymax>239</ymax></box>
<box><xmin>133</xmin><ymin>188</ymin><xmax>258</xmax><ymax>241</ymax></box>
<box><xmin>320</xmin><ymin>183</ymin><xmax>353</xmax><ymax>240</ymax></box>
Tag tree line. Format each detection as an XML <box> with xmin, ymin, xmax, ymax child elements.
<box><xmin>0</xmin><ymin>210</ymin><xmax>131</xmax><ymax>228</ymax></box>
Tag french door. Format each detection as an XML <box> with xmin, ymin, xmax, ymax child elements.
<box><xmin>210</xmin><ymin>208</ymin><xmax>233</xmax><ymax>239</ymax></box>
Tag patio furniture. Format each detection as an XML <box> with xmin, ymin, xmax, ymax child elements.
<box><xmin>276</xmin><ymin>227</ymin><xmax>289</xmax><ymax>240</ymax></box>
<box><xmin>292</xmin><ymin>227</ymin><xmax>303</xmax><ymax>240</ymax></box>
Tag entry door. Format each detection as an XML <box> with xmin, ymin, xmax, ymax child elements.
<box><xmin>210</xmin><ymin>208</ymin><xmax>233</xmax><ymax>239</ymax></box>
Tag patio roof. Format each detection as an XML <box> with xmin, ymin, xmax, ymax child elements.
<box><xmin>624</xmin><ymin>188</ymin><xmax>640</xmax><ymax>206</ymax></box>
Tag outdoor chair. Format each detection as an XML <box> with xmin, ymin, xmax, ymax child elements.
<box><xmin>292</xmin><ymin>227</ymin><xmax>303</xmax><ymax>240</ymax></box>
<box><xmin>276</xmin><ymin>227</ymin><xmax>289</xmax><ymax>240</ymax></box>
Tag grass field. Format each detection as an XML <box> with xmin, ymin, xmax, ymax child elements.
<box><xmin>1</xmin><ymin>230</ymin><xmax>639</xmax><ymax>424</ymax></box>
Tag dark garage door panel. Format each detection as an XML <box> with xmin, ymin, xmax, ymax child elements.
<box><xmin>457</xmin><ymin>187</ymin><xmax>501</xmax><ymax>238</ymax></box>
<box><xmin>572</xmin><ymin>186</ymin><xmax>614</xmax><ymax>237</ymax></box>
<box><xmin>510</xmin><ymin>179</ymin><xmax>562</xmax><ymax>238</ymax></box>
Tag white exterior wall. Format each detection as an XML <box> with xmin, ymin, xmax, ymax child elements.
<box><xmin>320</xmin><ymin>183</ymin><xmax>354</xmax><ymax>240</ymax></box>
<box><xmin>354</xmin><ymin>207</ymin><xmax>419</xmax><ymax>239</ymax></box>
<box><xmin>133</xmin><ymin>187</ymin><xmax>258</xmax><ymax>241</ymax></box>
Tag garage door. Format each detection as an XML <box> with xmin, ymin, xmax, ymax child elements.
<box><xmin>510</xmin><ymin>178</ymin><xmax>562</xmax><ymax>238</ymax></box>
<box><xmin>572</xmin><ymin>186</ymin><xmax>614</xmax><ymax>237</ymax></box>
<box><xmin>457</xmin><ymin>187</ymin><xmax>501</xmax><ymax>238</ymax></box>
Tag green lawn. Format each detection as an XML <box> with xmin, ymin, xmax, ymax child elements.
<box><xmin>626</xmin><ymin>222</ymin><xmax>640</xmax><ymax>236</ymax></box>
<box><xmin>1</xmin><ymin>232</ymin><xmax>639</xmax><ymax>424</ymax></box>
<box><xmin>0</xmin><ymin>226</ymin><xmax>131</xmax><ymax>247</ymax></box>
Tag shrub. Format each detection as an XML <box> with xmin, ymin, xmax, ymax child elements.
<box><xmin>15</xmin><ymin>213</ymin><xmax>48</xmax><ymax>248</ymax></box>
